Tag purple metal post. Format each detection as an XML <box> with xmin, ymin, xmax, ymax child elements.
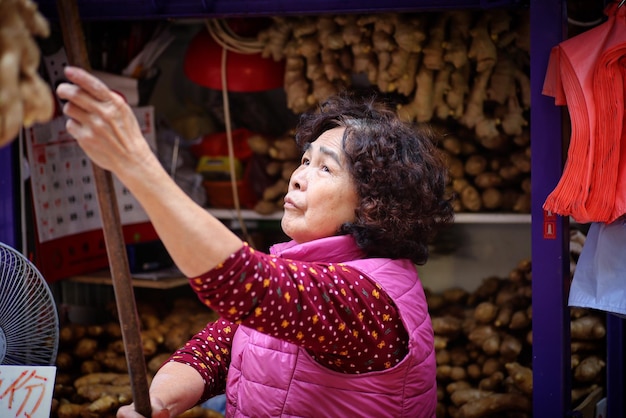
<box><xmin>0</xmin><ymin>144</ymin><xmax>17</xmax><ymax>247</ymax></box>
<box><xmin>606</xmin><ymin>314</ymin><xmax>624</xmax><ymax>417</ymax></box>
<box><xmin>530</xmin><ymin>0</ymin><xmax>571</xmax><ymax>417</ymax></box>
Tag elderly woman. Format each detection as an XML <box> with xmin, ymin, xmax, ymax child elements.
<box><xmin>57</xmin><ymin>66</ymin><xmax>454</xmax><ymax>418</ymax></box>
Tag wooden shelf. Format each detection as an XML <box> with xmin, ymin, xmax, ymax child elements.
<box><xmin>208</xmin><ymin>208</ymin><xmax>283</xmax><ymax>221</ymax></box>
<box><xmin>454</xmin><ymin>213</ymin><xmax>531</xmax><ymax>224</ymax></box>
<box><xmin>68</xmin><ymin>269</ymin><xmax>188</xmax><ymax>289</ymax></box>
<box><xmin>207</xmin><ymin>208</ymin><xmax>531</xmax><ymax>224</ymax></box>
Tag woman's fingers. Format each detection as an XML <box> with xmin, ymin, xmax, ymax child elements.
<box><xmin>57</xmin><ymin>68</ymin><xmax>125</xmax><ymax>141</ymax></box>
<box><xmin>57</xmin><ymin>66</ymin><xmax>127</xmax><ymax>123</ymax></box>
<box><xmin>62</xmin><ymin>66</ymin><xmax>112</xmax><ymax>102</ymax></box>
<box><xmin>61</xmin><ymin>96</ymin><xmax>89</xmax><ymax>127</ymax></box>
<box><xmin>60</xmin><ymin>91</ymin><xmax>109</xmax><ymax>147</ymax></box>
<box><xmin>55</xmin><ymin>65</ymin><xmax>152</xmax><ymax>173</ymax></box>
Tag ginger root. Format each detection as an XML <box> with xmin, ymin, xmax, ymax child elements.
<box><xmin>0</xmin><ymin>0</ymin><xmax>54</xmax><ymax>147</ymax></box>
<box><xmin>422</xmin><ymin>13</ymin><xmax>449</xmax><ymax>70</ymax></box>
<box><xmin>571</xmin><ymin>315</ymin><xmax>606</xmax><ymax>340</ymax></box>
<box><xmin>443</xmin><ymin>11</ymin><xmax>472</xmax><ymax>69</ymax></box>
<box><xmin>574</xmin><ymin>355</ymin><xmax>606</xmax><ymax>383</ymax></box>
<box><xmin>269</xmin><ymin>135</ymin><xmax>300</xmax><ymax>161</ymax></box>
<box><xmin>73</xmin><ymin>338</ymin><xmax>99</xmax><ymax>359</ymax></box>
<box><xmin>258</xmin><ymin>17</ymin><xmax>292</xmax><ymax>61</ymax></box>
<box><xmin>505</xmin><ymin>361</ymin><xmax>533</xmax><ymax>395</ymax></box>
<box><xmin>397</xmin><ymin>66</ymin><xmax>435</xmax><ymax>123</ymax></box>
<box><xmin>467</xmin><ymin>15</ymin><xmax>498</xmax><ymax>73</ymax></box>
<box><xmin>473</xmin><ymin>302</ymin><xmax>498</xmax><ymax>324</ymax></box>
<box><xmin>457</xmin><ymin>392</ymin><xmax>531</xmax><ymax>418</ymax></box>
<box><xmin>283</xmin><ymin>40</ymin><xmax>312</xmax><ymax>114</ymax></box>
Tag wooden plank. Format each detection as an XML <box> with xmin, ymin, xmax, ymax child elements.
<box><xmin>69</xmin><ymin>271</ymin><xmax>188</xmax><ymax>289</ymax></box>
<box><xmin>55</xmin><ymin>1</ymin><xmax>152</xmax><ymax>415</ymax></box>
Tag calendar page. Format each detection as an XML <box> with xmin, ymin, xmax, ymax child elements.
<box><xmin>25</xmin><ymin>107</ymin><xmax>155</xmax><ymax>243</ymax></box>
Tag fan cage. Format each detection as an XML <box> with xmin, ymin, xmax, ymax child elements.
<box><xmin>0</xmin><ymin>242</ymin><xmax>59</xmax><ymax>366</ymax></box>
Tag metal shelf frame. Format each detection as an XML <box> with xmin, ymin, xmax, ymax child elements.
<box><xmin>5</xmin><ymin>1</ymin><xmax>618</xmax><ymax>416</ymax></box>
<box><xmin>35</xmin><ymin>0</ymin><xmax>525</xmax><ymax>20</ymax></box>
<box><xmin>529</xmin><ymin>1</ymin><xmax>572</xmax><ymax>416</ymax></box>
<box><xmin>0</xmin><ymin>143</ymin><xmax>18</xmax><ymax>248</ymax></box>
<box><xmin>207</xmin><ymin>209</ymin><xmax>533</xmax><ymax>224</ymax></box>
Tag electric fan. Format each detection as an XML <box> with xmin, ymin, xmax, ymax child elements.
<box><xmin>0</xmin><ymin>242</ymin><xmax>59</xmax><ymax>365</ymax></box>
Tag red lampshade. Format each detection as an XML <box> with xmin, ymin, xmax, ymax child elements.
<box><xmin>183</xmin><ymin>28</ymin><xmax>285</xmax><ymax>92</ymax></box>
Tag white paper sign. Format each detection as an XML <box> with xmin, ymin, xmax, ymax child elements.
<box><xmin>0</xmin><ymin>365</ymin><xmax>56</xmax><ymax>418</ymax></box>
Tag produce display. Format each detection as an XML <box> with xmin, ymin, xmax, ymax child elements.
<box><xmin>251</xmin><ymin>10</ymin><xmax>530</xmax><ymax>215</ymax></box>
<box><xmin>0</xmin><ymin>0</ymin><xmax>54</xmax><ymax>146</ymax></box>
<box><xmin>51</xmin><ymin>297</ymin><xmax>223</xmax><ymax>418</ymax></box>
<box><xmin>256</xmin><ymin>10</ymin><xmax>529</xmax><ymax>141</ymax></box>
<box><xmin>28</xmin><ymin>8</ymin><xmax>599</xmax><ymax>418</ymax></box>
<box><xmin>427</xmin><ymin>227</ymin><xmax>605</xmax><ymax>417</ymax></box>
<box><xmin>48</xmin><ymin>228</ymin><xmax>603</xmax><ymax>417</ymax></box>
<box><xmin>245</xmin><ymin>115</ymin><xmax>531</xmax><ymax>216</ymax></box>
<box><xmin>427</xmin><ymin>258</ymin><xmax>535</xmax><ymax>417</ymax></box>
<box><xmin>437</xmin><ymin>122</ymin><xmax>530</xmax><ymax>213</ymax></box>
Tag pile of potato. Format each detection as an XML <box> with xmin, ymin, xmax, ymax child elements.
<box><xmin>426</xmin><ymin>228</ymin><xmax>606</xmax><ymax>417</ymax></box>
<box><xmin>52</xmin><ymin>297</ymin><xmax>223</xmax><ymax>418</ymax></box>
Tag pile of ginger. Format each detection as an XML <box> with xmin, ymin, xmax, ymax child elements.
<box><xmin>256</xmin><ymin>9</ymin><xmax>530</xmax><ymax>147</ymax></box>
<box><xmin>438</xmin><ymin>122</ymin><xmax>531</xmax><ymax>214</ymax></box>
<box><xmin>251</xmin><ymin>10</ymin><xmax>532</xmax><ymax>215</ymax></box>
<box><xmin>0</xmin><ymin>0</ymin><xmax>54</xmax><ymax>146</ymax></box>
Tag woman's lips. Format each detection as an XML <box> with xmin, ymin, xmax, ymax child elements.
<box><xmin>283</xmin><ymin>196</ymin><xmax>298</xmax><ymax>210</ymax></box>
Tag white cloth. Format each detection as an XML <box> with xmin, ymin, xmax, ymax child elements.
<box><xmin>569</xmin><ymin>219</ymin><xmax>626</xmax><ymax>318</ymax></box>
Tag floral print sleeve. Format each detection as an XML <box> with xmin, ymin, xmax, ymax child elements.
<box><xmin>171</xmin><ymin>243</ymin><xmax>409</xmax><ymax>380</ymax></box>
<box><xmin>169</xmin><ymin>317</ymin><xmax>237</xmax><ymax>402</ymax></box>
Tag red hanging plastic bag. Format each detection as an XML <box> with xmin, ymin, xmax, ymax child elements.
<box><xmin>542</xmin><ymin>3</ymin><xmax>626</xmax><ymax>223</ymax></box>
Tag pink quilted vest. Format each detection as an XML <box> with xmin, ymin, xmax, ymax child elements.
<box><xmin>225</xmin><ymin>235</ymin><xmax>436</xmax><ymax>417</ymax></box>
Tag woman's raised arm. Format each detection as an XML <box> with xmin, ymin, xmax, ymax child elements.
<box><xmin>56</xmin><ymin>66</ymin><xmax>243</xmax><ymax>277</ymax></box>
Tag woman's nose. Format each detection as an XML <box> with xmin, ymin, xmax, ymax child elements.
<box><xmin>290</xmin><ymin>167</ymin><xmax>306</xmax><ymax>190</ymax></box>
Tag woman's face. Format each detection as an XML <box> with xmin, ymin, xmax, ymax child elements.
<box><xmin>281</xmin><ymin>127</ymin><xmax>359</xmax><ymax>243</ymax></box>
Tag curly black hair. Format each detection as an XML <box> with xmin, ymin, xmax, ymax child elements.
<box><xmin>295</xmin><ymin>92</ymin><xmax>455</xmax><ymax>265</ymax></box>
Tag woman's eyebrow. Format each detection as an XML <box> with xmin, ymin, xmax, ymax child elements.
<box><xmin>319</xmin><ymin>145</ymin><xmax>342</xmax><ymax>166</ymax></box>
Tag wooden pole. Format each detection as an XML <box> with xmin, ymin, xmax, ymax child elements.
<box><xmin>55</xmin><ymin>1</ymin><xmax>152</xmax><ymax>416</ymax></box>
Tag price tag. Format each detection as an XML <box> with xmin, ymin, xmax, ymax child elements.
<box><xmin>0</xmin><ymin>366</ymin><xmax>56</xmax><ymax>418</ymax></box>
<box><xmin>543</xmin><ymin>210</ymin><xmax>557</xmax><ymax>239</ymax></box>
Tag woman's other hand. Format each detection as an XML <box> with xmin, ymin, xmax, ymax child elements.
<box><xmin>116</xmin><ymin>399</ymin><xmax>171</xmax><ymax>418</ymax></box>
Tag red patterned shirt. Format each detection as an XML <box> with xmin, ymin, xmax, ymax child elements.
<box><xmin>169</xmin><ymin>243</ymin><xmax>409</xmax><ymax>400</ymax></box>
